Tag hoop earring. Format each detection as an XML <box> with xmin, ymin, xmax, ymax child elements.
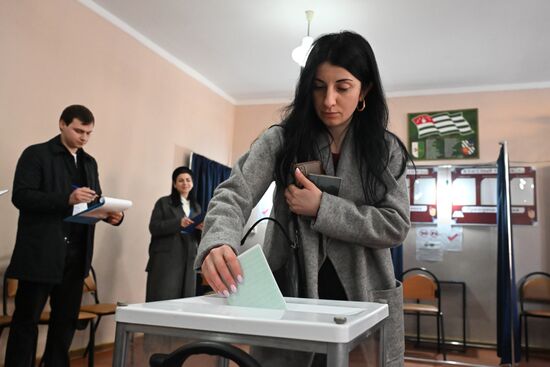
<box><xmin>357</xmin><ymin>99</ymin><xmax>366</xmax><ymax>112</ymax></box>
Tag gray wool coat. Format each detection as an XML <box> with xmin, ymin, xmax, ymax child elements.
<box><xmin>195</xmin><ymin>126</ymin><xmax>410</xmax><ymax>367</ymax></box>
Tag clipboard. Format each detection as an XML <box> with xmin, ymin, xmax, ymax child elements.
<box><xmin>181</xmin><ymin>212</ymin><xmax>205</xmax><ymax>234</ymax></box>
<box><xmin>64</xmin><ymin>196</ymin><xmax>132</xmax><ymax>224</ymax></box>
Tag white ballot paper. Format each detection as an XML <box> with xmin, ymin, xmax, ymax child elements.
<box><xmin>65</xmin><ymin>196</ymin><xmax>132</xmax><ymax>224</ymax></box>
<box><xmin>227</xmin><ymin>244</ymin><xmax>286</xmax><ymax>310</ymax></box>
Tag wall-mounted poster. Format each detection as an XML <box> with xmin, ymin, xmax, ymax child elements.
<box><xmin>407</xmin><ymin>164</ymin><xmax>537</xmax><ymax>226</ymax></box>
<box><xmin>406</xmin><ymin>167</ymin><xmax>438</xmax><ymax>223</ymax></box>
<box><xmin>408</xmin><ymin>108</ymin><xmax>479</xmax><ymax>160</ymax></box>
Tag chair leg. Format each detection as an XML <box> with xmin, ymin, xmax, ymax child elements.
<box><xmin>520</xmin><ymin>314</ymin><xmax>523</xmax><ymax>360</ymax></box>
<box><xmin>415</xmin><ymin>313</ymin><xmax>420</xmax><ymax>347</ymax></box>
<box><xmin>83</xmin><ymin>315</ymin><xmax>102</xmax><ymax>358</ymax></box>
<box><xmin>88</xmin><ymin>319</ymin><xmax>95</xmax><ymax>367</ymax></box>
<box><xmin>524</xmin><ymin>315</ymin><xmax>529</xmax><ymax>362</ymax></box>
<box><xmin>440</xmin><ymin>313</ymin><xmax>447</xmax><ymax>361</ymax></box>
<box><xmin>436</xmin><ymin>313</ymin><xmax>441</xmax><ymax>354</ymax></box>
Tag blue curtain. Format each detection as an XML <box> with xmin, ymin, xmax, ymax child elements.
<box><xmin>191</xmin><ymin>153</ymin><xmax>232</xmax><ymax>212</ymax></box>
<box><xmin>391</xmin><ymin>245</ymin><xmax>404</xmax><ymax>282</ymax></box>
<box><xmin>496</xmin><ymin>146</ymin><xmax>521</xmax><ymax>364</ymax></box>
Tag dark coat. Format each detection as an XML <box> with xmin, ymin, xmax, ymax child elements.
<box><xmin>145</xmin><ymin>195</ymin><xmax>201</xmax><ymax>301</ymax></box>
<box><xmin>7</xmin><ymin>135</ymin><xmax>101</xmax><ymax>283</ymax></box>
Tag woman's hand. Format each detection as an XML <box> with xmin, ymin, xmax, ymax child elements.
<box><xmin>284</xmin><ymin>168</ymin><xmax>322</xmax><ymax>217</ymax></box>
<box><xmin>180</xmin><ymin>217</ymin><xmax>194</xmax><ymax>228</ymax></box>
<box><xmin>201</xmin><ymin>244</ymin><xmax>243</xmax><ymax>297</ymax></box>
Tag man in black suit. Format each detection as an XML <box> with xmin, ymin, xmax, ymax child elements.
<box><xmin>5</xmin><ymin>105</ymin><xmax>123</xmax><ymax>367</ymax></box>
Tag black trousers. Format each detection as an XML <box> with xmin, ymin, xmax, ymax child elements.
<box><xmin>318</xmin><ymin>258</ymin><xmax>348</xmax><ymax>301</ymax></box>
<box><xmin>5</xmin><ymin>243</ymin><xmax>86</xmax><ymax>367</ymax></box>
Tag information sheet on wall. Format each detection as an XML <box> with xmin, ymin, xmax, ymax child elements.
<box><xmin>415</xmin><ymin>226</ymin><xmax>464</xmax><ymax>262</ymax></box>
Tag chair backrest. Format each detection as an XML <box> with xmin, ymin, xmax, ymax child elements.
<box><xmin>402</xmin><ymin>267</ymin><xmax>441</xmax><ymax>306</ymax></box>
<box><xmin>83</xmin><ymin>273</ymin><xmax>96</xmax><ymax>293</ymax></box>
<box><xmin>403</xmin><ymin>274</ymin><xmax>437</xmax><ymax>300</ymax></box>
<box><xmin>520</xmin><ymin>272</ymin><xmax>550</xmax><ymax>305</ymax></box>
<box><xmin>83</xmin><ymin>266</ymin><xmax>100</xmax><ymax>304</ymax></box>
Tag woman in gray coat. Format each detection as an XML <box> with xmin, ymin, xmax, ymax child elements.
<box><xmin>195</xmin><ymin>31</ymin><xmax>411</xmax><ymax>366</ymax></box>
<box><xmin>146</xmin><ymin>166</ymin><xmax>202</xmax><ymax>301</ymax></box>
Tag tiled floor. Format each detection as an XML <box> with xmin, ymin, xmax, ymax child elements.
<box><xmin>69</xmin><ymin>338</ymin><xmax>550</xmax><ymax>367</ymax></box>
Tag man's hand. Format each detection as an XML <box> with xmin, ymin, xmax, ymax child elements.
<box><xmin>105</xmin><ymin>211</ymin><xmax>123</xmax><ymax>225</ymax></box>
<box><xmin>68</xmin><ymin>187</ymin><xmax>97</xmax><ymax>205</ymax></box>
<box><xmin>201</xmin><ymin>245</ymin><xmax>243</xmax><ymax>297</ymax></box>
<box><xmin>284</xmin><ymin>168</ymin><xmax>322</xmax><ymax>217</ymax></box>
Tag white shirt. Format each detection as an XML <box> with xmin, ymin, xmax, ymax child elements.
<box><xmin>181</xmin><ymin>196</ymin><xmax>191</xmax><ymax>216</ymax></box>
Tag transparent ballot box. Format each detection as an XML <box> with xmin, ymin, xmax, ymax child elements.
<box><xmin>113</xmin><ymin>295</ymin><xmax>389</xmax><ymax>367</ymax></box>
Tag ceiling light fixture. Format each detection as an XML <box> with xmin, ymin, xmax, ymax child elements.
<box><xmin>291</xmin><ymin>10</ymin><xmax>314</xmax><ymax>67</ymax></box>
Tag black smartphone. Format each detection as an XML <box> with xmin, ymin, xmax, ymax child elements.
<box><xmin>307</xmin><ymin>174</ymin><xmax>342</xmax><ymax>196</ymax></box>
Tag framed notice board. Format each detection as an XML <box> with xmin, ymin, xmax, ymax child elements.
<box><xmin>406</xmin><ymin>165</ymin><xmax>537</xmax><ymax>225</ymax></box>
<box><xmin>408</xmin><ymin>108</ymin><xmax>479</xmax><ymax>161</ymax></box>
<box><xmin>451</xmin><ymin>166</ymin><xmax>537</xmax><ymax>225</ymax></box>
<box><xmin>406</xmin><ymin>167</ymin><xmax>438</xmax><ymax>223</ymax></box>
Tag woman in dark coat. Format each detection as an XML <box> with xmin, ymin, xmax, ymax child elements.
<box><xmin>146</xmin><ymin>166</ymin><xmax>202</xmax><ymax>301</ymax></box>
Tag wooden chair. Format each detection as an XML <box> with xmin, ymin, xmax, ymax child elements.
<box><xmin>80</xmin><ymin>266</ymin><xmax>117</xmax><ymax>359</ymax></box>
<box><xmin>3</xmin><ymin>276</ymin><xmax>52</xmax><ymax>342</ymax></box>
<box><xmin>2</xmin><ymin>273</ymin><xmax>96</xmax><ymax>367</ymax></box>
<box><xmin>1</xmin><ymin>274</ymin><xmax>16</xmax><ymax>340</ymax></box>
<box><xmin>403</xmin><ymin>267</ymin><xmax>447</xmax><ymax>360</ymax></box>
<box><xmin>518</xmin><ymin>271</ymin><xmax>550</xmax><ymax>361</ymax></box>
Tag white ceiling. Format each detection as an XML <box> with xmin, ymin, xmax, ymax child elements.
<box><xmin>82</xmin><ymin>0</ymin><xmax>550</xmax><ymax>104</ymax></box>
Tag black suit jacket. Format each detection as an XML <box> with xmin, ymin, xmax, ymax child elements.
<box><xmin>7</xmin><ymin>135</ymin><xmax>101</xmax><ymax>283</ymax></box>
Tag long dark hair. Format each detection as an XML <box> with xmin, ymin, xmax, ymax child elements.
<box><xmin>170</xmin><ymin>166</ymin><xmax>198</xmax><ymax>207</ymax></box>
<box><xmin>275</xmin><ymin>31</ymin><xmax>410</xmax><ymax>204</ymax></box>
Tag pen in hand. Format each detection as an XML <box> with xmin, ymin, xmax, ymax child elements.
<box><xmin>69</xmin><ymin>184</ymin><xmax>98</xmax><ymax>205</ymax></box>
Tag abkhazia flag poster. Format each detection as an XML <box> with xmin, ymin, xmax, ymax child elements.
<box><xmin>408</xmin><ymin>108</ymin><xmax>479</xmax><ymax>160</ymax></box>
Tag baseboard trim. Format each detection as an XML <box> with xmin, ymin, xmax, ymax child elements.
<box><xmin>404</xmin><ymin>356</ymin><xmax>496</xmax><ymax>367</ymax></box>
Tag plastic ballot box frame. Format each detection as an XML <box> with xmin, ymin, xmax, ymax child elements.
<box><xmin>113</xmin><ymin>295</ymin><xmax>389</xmax><ymax>367</ymax></box>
